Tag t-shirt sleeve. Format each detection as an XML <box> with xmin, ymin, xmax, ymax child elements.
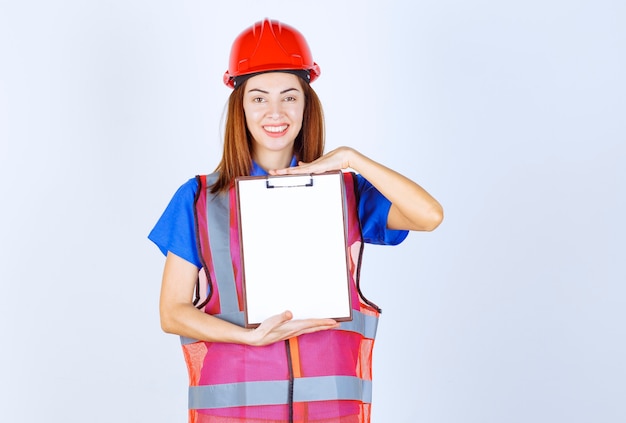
<box><xmin>148</xmin><ymin>178</ymin><xmax>202</xmax><ymax>268</ymax></box>
<box><xmin>356</xmin><ymin>174</ymin><xmax>409</xmax><ymax>246</ymax></box>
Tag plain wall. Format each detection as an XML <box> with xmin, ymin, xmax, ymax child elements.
<box><xmin>1</xmin><ymin>1</ymin><xmax>624</xmax><ymax>422</ymax></box>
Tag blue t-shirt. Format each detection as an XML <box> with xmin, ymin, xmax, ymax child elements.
<box><xmin>149</xmin><ymin>163</ymin><xmax>408</xmax><ymax>268</ymax></box>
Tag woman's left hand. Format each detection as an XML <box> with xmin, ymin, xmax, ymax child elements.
<box><xmin>269</xmin><ymin>147</ymin><xmax>355</xmax><ymax>176</ymax></box>
<box><xmin>270</xmin><ymin>146</ymin><xmax>443</xmax><ymax>232</ymax></box>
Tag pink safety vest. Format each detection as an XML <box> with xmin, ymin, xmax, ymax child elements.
<box><xmin>183</xmin><ymin>171</ymin><xmax>380</xmax><ymax>423</ymax></box>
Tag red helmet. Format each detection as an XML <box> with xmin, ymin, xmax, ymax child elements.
<box><xmin>223</xmin><ymin>18</ymin><xmax>321</xmax><ymax>88</ymax></box>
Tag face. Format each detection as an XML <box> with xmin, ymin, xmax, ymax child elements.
<box><xmin>243</xmin><ymin>72</ymin><xmax>305</xmax><ymax>168</ymax></box>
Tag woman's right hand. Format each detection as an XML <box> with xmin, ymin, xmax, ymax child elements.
<box><xmin>247</xmin><ymin>311</ymin><xmax>340</xmax><ymax>346</ymax></box>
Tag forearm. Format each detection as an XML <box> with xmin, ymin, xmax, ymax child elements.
<box><xmin>159</xmin><ymin>252</ymin><xmax>253</xmax><ymax>344</ymax></box>
<box><xmin>346</xmin><ymin>148</ymin><xmax>444</xmax><ymax>231</ymax></box>
<box><xmin>160</xmin><ymin>301</ymin><xmax>252</xmax><ymax>344</ymax></box>
<box><xmin>159</xmin><ymin>252</ymin><xmax>339</xmax><ymax>347</ymax></box>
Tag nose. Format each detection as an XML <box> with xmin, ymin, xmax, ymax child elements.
<box><xmin>268</xmin><ymin>101</ymin><xmax>282</xmax><ymax>120</ymax></box>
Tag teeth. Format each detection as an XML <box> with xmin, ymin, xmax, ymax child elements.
<box><xmin>264</xmin><ymin>125</ymin><xmax>288</xmax><ymax>133</ymax></box>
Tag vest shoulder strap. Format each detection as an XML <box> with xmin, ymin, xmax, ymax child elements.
<box><xmin>192</xmin><ymin>172</ymin><xmax>220</xmax><ymax>309</ymax></box>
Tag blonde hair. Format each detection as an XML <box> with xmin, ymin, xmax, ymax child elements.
<box><xmin>211</xmin><ymin>76</ymin><xmax>325</xmax><ymax>193</ymax></box>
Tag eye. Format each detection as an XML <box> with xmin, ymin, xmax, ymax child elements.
<box><xmin>252</xmin><ymin>97</ymin><xmax>266</xmax><ymax>103</ymax></box>
<box><xmin>284</xmin><ymin>96</ymin><xmax>297</xmax><ymax>102</ymax></box>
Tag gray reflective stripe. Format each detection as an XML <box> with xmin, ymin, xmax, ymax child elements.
<box><xmin>181</xmin><ymin>310</ymin><xmax>376</xmax><ymax>345</ymax></box>
<box><xmin>189</xmin><ymin>376</ymin><xmax>372</xmax><ymax>409</ymax></box>
<box><xmin>214</xmin><ymin>310</ymin><xmax>245</xmax><ymax>326</ymax></box>
<box><xmin>180</xmin><ymin>336</ymin><xmax>197</xmax><ymax>346</ymax></box>
<box><xmin>339</xmin><ymin>310</ymin><xmax>378</xmax><ymax>339</ymax></box>
<box><xmin>190</xmin><ymin>380</ymin><xmax>288</xmax><ymax>408</ymax></box>
<box><xmin>294</xmin><ymin>375</ymin><xmax>372</xmax><ymax>403</ymax></box>
<box><xmin>206</xmin><ymin>191</ymin><xmax>239</xmax><ymax>315</ymax></box>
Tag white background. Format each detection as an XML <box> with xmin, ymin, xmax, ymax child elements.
<box><xmin>1</xmin><ymin>1</ymin><xmax>624</xmax><ymax>422</ymax></box>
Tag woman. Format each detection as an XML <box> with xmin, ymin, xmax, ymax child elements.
<box><xmin>149</xmin><ymin>18</ymin><xmax>443</xmax><ymax>423</ymax></box>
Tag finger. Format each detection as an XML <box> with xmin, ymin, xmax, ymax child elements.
<box><xmin>270</xmin><ymin>167</ymin><xmax>311</xmax><ymax>176</ymax></box>
<box><xmin>289</xmin><ymin>320</ymin><xmax>340</xmax><ymax>337</ymax></box>
<box><xmin>272</xmin><ymin>310</ymin><xmax>293</xmax><ymax>324</ymax></box>
<box><xmin>258</xmin><ymin>310</ymin><xmax>293</xmax><ymax>330</ymax></box>
<box><xmin>290</xmin><ymin>318</ymin><xmax>339</xmax><ymax>331</ymax></box>
<box><xmin>269</xmin><ymin>167</ymin><xmax>299</xmax><ymax>175</ymax></box>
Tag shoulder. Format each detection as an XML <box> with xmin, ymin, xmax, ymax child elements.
<box><xmin>352</xmin><ymin>173</ymin><xmax>375</xmax><ymax>196</ymax></box>
<box><xmin>193</xmin><ymin>172</ymin><xmax>221</xmax><ymax>193</ymax></box>
<box><xmin>350</xmin><ymin>173</ymin><xmax>409</xmax><ymax>245</ymax></box>
<box><xmin>157</xmin><ymin>176</ymin><xmax>204</xmax><ymax>220</ymax></box>
<box><xmin>177</xmin><ymin>177</ymin><xmax>200</xmax><ymax>196</ymax></box>
<box><xmin>174</xmin><ymin>172</ymin><xmax>221</xmax><ymax>199</ymax></box>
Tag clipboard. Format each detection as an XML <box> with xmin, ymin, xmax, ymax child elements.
<box><xmin>235</xmin><ymin>170</ymin><xmax>353</xmax><ymax>328</ymax></box>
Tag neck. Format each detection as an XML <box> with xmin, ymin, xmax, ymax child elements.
<box><xmin>252</xmin><ymin>151</ymin><xmax>294</xmax><ymax>172</ymax></box>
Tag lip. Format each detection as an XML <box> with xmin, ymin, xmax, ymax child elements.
<box><xmin>263</xmin><ymin>124</ymin><xmax>289</xmax><ymax>137</ymax></box>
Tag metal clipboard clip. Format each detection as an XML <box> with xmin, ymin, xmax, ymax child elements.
<box><xmin>265</xmin><ymin>174</ymin><xmax>314</xmax><ymax>189</ymax></box>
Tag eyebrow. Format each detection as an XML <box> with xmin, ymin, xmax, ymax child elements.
<box><xmin>247</xmin><ymin>88</ymin><xmax>301</xmax><ymax>95</ymax></box>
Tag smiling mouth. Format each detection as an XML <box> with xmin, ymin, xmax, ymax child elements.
<box><xmin>263</xmin><ymin>125</ymin><xmax>288</xmax><ymax>133</ymax></box>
